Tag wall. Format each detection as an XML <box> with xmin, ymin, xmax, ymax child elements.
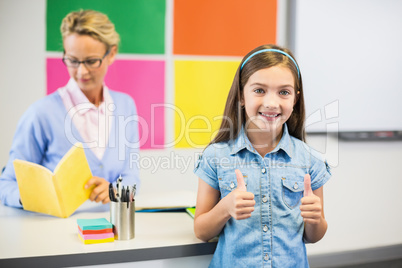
<box><xmin>1</xmin><ymin>0</ymin><xmax>401</xmax><ymax>260</ymax></box>
<box><xmin>305</xmin><ymin>135</ymin><xmax>402</xmax><ymax>255</ymax></box>
<box><xmin>0</xmin><ymin>0</ymin><xmax>46</xmax><ymax>160</ymax></box>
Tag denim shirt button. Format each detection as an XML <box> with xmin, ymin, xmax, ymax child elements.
<box><xmin>262</xmin><ymin>196</ymin><xmax>268</xmax><ymax>203</ymax></box>
<box><xmin>293</xmin><ymin>182</ymin><xmax>299</xmax><ymax>190</ymax></box>
<box><xmin>261</xmin><ymin>168</ymin><xmax>266</xmax><ymax>174</ymax></box>
<box><xmin>263</xmin><ymin>225</ymin><xmax>268</xmax><ymax>232</ymax></box>
<box><xmin>230</xmin><ymin>182</ymin><xmax>235</xmax><ymax>189</ymax></box>
<box><xmin>264</xmin><ymin>254</ymin><xmax>269</xmax><ymax>261</ymax></box>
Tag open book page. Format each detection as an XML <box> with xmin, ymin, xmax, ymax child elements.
<box><xmin>14</xmin><ymin>160</ymin><xmax>62</xmax><ymax>217</ymax></box>
<box><xmin>53</xmin><ymin>143</ymin><xmax>93</xmax><ymax>218</ymax></box>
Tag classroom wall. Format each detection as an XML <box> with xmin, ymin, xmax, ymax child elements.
<box><xmin>1</xmin><ymin>0</ymin><xmax>401</xmax><ymax>260</ymax></box>
<box><xmin>0</xmin><ymin>0</ymin><xmax>46</xmax><ymax>159</ymax></box>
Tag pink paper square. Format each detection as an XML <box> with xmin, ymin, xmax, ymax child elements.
<box><xmin>46</xmin><ymin>58</ymin><xmax>165</xmax><ymax>149</ymax></box>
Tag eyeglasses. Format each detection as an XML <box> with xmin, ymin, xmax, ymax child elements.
<box><xmin>62</xmin><ymin>50</ymin><xmax>110</xmax><ymax>69</ymax></box>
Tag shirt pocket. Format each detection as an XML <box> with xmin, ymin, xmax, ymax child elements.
<box><xmin>281</xmin><ymin>177</ymin><xmax>304</xmax><ymax>209</ymax></box>
<box><xmin>217</xmin><ymin>169</ymin><xmax>248</xmax><ymax>198</ymax></box>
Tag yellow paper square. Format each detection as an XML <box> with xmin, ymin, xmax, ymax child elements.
<box><xmin>174</xmin><ymin>60</ymin><xmax>240</xmax><ymax>148</ymax></box>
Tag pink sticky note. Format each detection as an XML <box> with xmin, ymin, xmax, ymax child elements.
<box><xmin>46</xmin><ymin>58</ymin><xmax>165</xmax><ymax>149</ymax></box>
<box><xmin>78</xmin><ymin>229</ymin><xmax>114</xmax><ymax>240</ymax></box>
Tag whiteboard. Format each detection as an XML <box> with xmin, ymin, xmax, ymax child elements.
<box><xmin>291</xmin><ymin>0</ymin><xmax>402</xmax><ymax>133</ymax></box>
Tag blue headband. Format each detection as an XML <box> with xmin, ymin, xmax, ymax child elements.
<box><xmin>240</xmin><ymin>48</ymin><xmax>300</xmax><ymax>78</ymax></box>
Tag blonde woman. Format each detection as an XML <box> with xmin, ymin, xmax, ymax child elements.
<box><xmin>0</xmin><ymin>10</ymin><xmax>140</xmax><ymax>208</ymax></box>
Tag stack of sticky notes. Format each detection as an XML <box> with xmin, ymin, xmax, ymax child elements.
<box><xmin>77</xmin><ymin>218</ymin><xmax>114</xmax><ymax>244</ymax></box>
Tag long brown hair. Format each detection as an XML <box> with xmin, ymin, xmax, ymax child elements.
<box><xmin>211</xmin><ymin>44</ymin><xmax>306</xmax><ymax>145</ymax></box>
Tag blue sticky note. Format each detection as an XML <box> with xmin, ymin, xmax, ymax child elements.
<box><xmin>77</xmin><ymin>218</ymin><xmax>112</xmax><ymax>231</ymax></box>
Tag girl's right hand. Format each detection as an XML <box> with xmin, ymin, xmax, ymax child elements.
<box><xmin>225</xmin><ymin>169</ymin><xmax>255</xmax><ymax>220</ymax></box>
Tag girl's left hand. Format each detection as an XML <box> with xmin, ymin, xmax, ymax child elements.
<box><xmin>300</xmin><ymin>174</ymin><xmax>322</xmax><ymax>225</ymax></box>
<box><xmin>85</xmin><ymin>176</ymin><xmax>110</xmax><ymax>204</ymax></box>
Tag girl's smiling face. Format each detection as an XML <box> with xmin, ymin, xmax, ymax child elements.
<box><xmin>242</xmin><ymin>65</ymin><xmax>297</xmax><ymax>137</ymax></box>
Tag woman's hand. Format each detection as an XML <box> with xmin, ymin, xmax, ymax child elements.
<box><xmin>85</xmin><ymin>176</ymin><xmax>110</xmax><ymax>204</ymax></box>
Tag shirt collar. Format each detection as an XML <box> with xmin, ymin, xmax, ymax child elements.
<box><xmin>230</xmin><ymin>123</ymin><xmax>293</xmax><ymax>158</ymax></box>
<box><xmin>230</xmin><ymin>127</ymin><xmax>254</xmax><ymax>155</ymax></box>
<box><xmin>66</xmin><ymin>78</ymin><xmax>110</xmax><ymax>115</ymax></box>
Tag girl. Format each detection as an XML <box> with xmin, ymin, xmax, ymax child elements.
<box><xmin>194</xmin><ymin>44</ymin><xmax>331</xmax><ymax>267</ymax></box>
<box><xmin>0</xmin><ymin>10</ymin><xmax>140</xmax><ymax>208</ymax></box>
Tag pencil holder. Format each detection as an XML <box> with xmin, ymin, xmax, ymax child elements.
<box><xmin>110</xmin><ymin>200</ymin><xmax>135</xmax><ymax>240</ymax></box>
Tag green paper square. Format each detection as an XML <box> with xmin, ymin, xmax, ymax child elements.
<box><xmin>46</xmin><ymin>0</ymin><xmax>165</xmax><ymax>54</ymax></box>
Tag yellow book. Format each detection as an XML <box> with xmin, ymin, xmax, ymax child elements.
<box><xmin>13</xmin><ymin>143</ymin><xmax>94</xmax><ymax>218</ymax></box>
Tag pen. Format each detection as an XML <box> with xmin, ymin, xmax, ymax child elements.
<box><xmin>121</xmin><ymin>186</ymin><xmax>126</xmax><ymax>202</ymax></box>
<box><xmin>132</xmin><ymin>184</ymin><xmax>136</xmax><ymax>201</ymax></box>
<box><xmin>130</xmin><ymin>187</ymin><xmax>134</xmax><ymax>202</ymax></box>
<box><xmin>125</xmin><ymin>187</ymin><xmax>130</xmax><ymax>202</ymax></box>
<box><xmin>117</xmin><ymin>175</ymin><xmax>123</xmax><ymax>202</ymax></box>
<box><xmin>125</xmin><ymin>187</ymin><xmax>130</xmax><ymax>208</ymax></box>
<box><xmin>108</xmin><ymin>183</ymin><xmax>115</xmax><ymax>202</ymax></box>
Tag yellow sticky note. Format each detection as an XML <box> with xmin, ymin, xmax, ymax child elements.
<box><xmin>78</xmin><ymin>234</ymin><xmax>114</xmax><ymax>244</ymax></box>
<box><xmin>174</xmin><ymin>60</ymin><xmax>240</xmax><ymax>148</ymax></box>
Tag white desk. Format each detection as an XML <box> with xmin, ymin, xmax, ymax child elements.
<box><xmin>0</xmin><ymin>201</ymin><xmax>216</xmax><ymax>267</ymax></box>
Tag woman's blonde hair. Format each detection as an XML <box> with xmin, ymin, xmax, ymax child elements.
<box><xmin>60</xmin><ymin>9</ymin><xmax>120</xmax><ymax>51</ymax></box>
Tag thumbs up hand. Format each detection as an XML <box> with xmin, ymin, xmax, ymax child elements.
<box><xmin>300</xmin><ymin>174</ymin><xmax>323</xmax><ymax>225</ymax></box>
<box><xmin>235</xmin><ymin>169</ymin><xmax>247</xmax><ymax>191</ymax></box>
<box><xmin>224</xmin><ymin>169</ymin><xmax>255</xmax><ymax>220</ymax></box>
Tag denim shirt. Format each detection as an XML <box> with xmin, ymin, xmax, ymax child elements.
<box><xmin>194</xmin><ymin>124</ymin><xmax>331</xmax><ymax>267</ymax></box>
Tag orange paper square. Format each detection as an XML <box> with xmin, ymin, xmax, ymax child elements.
<box><xmin>174</xmin><ymin>0</ymin><xmax>277</xmax><ymax>56</ymax></box>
